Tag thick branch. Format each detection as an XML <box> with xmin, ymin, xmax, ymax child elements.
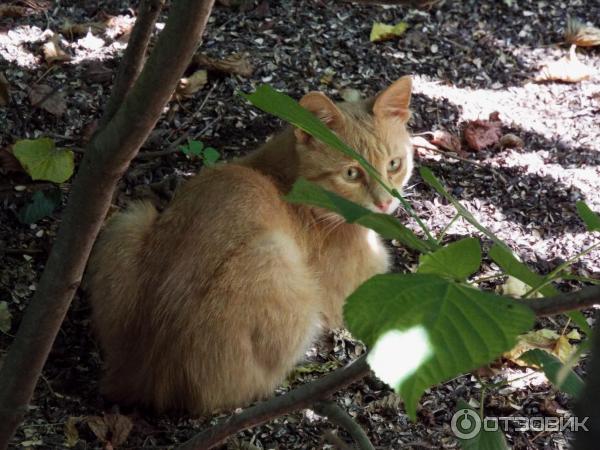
<box><xmin>314</xmin><ymin>401</ymin><xmax>374</xmax><ymax>450</ymax></box>
<box><xmin>100</xmin><ymin>0</ymin><xmax>164</xmax><ymax>127</ymax></box>
<box><xmin>0</xmin><ymin>0</ymin><xmax>215</xmax><ymax>447</ymax></box>
<box><xmin>518</xmin><ymin>285</ymin><xmax>600</xmax><ymax>317</ymax></box>
<box><xmin>176</xmin><ymin>355</ymin><xmax>370</xmax><ymax>450</ymax></box>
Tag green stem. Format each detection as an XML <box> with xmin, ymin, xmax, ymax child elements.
<box><xmin>524</xmin><ymin>241</ymin><xmax>600</xmax><ymax>298</ymax></box>
<box><xmin>436</xmin><ymin>213</ymin><xmax>460</xmax><ymax>244</ymax></box>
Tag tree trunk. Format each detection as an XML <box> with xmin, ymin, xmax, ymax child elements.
<box><xmin>0</xmin><ymin>1</ymin><xmax>215</xmax><ymax>447</ymax></box>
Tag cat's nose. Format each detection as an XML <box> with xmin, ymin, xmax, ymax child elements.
<box><xmin>374</xmin><ymin>199</ymin><xmax>392</xmax><ymax>212</ymax></box>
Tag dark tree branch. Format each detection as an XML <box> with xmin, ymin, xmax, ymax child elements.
<box><xmin>314</xmin><ymin>401</ymin><xmax>374</xmax><ymax>450</ymax></box>
<box><xmin>518</xmin><ymin>285</ymin><xmax>600</xmax><ymax>317</ymax></box>
<box><xmin>574</xmin><ymin>311</ymin><xmax>599</xmax><ymax>450</ymax></box>
<box><xmin>0</xmin><ymin>1</ymin><xmax>215</xmax><ymax>447</ymax></box>
<box><xmin>176</xmin><ymin>355</ymin><xmax>371</xmax><ymax>450</ymax></box>
<box><xmin>100</xmin><ymin>0</ymin><xmax>164</xmax><ymax>127</ymax></box>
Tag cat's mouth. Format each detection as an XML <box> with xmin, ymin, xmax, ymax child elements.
<box><xmin>367</xmin><ymin>198</ymin><xmax>400</xmax><ymax>215</ymax></box>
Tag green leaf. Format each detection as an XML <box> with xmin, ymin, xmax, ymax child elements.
<box><xmin>488</xmin><ymin>244</ymin><xmax>591</xmax><ymax>334</ymax></box>
<box><xmin>285</xmin><ymin>178</ymin><xmax>435</xmax><ymax>253</ymax></box>
<box><xmin>13</xmin><ymin>138</ymin><xmax>74</xmax><ymax>183</ymax></box>
<box><xmin>181</xmin><ymin>139</ymin><xmax>204</xmax><ymax>157</ymax></box>
<box><xmin>344</xmin><ymin>273</ymin><xmax>535</xmax><ymax>419</ymax></box>
<box><xmin>0</xmin><ymin>302</ymin><xmax>11</xmax><ymax>334</ymax></box>
<box><xmin>418</xmin><ymin>238</ymin><xmax>481</xmax><ymax>280</ymax></box>
<box><xmin>520</xmin><ymin>349</ymin><xmax>584</xmax><ymax>397</ymax></box>
<box><xmin>202</xmin><ymin>147</ymin><xmax>220</xmax><ymax>166</ymax></box>
<box><xmin>576</xmin><ymin>201</ymin><xmax>600</xmax><ymax>232</ymax></box>
<box><xmin>17</xmin><ymin>190</ymin><xmax>62</xmax><ymax>224</ymax></box>
<box><xmin>455</xmin><ymin>400</ymin><xmax>508</xmax><ymax>450</ymax></box>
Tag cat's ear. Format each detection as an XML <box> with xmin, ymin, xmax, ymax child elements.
<box><xmin>373</xmin><ymin>75</ymin><xmax>412</xmax><ymax>122</ymax></box>
<box><xmin>295</xmin><ymin>92</ymin><xmax>343</xmax><ymax>143</ymax></box>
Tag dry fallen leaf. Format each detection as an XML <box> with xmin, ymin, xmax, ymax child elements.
<box><xmin>194</xmin><ymin>53</ymin><xmax>254</xmax><ymax>77</ymax></box>
<box><xmin>0</xmin><ymin>72</ymin><xmax>9</xmax><ymax>106</ymax></box>
<box><xmin>61</xmin><ymin>20</ymin><xmax>106</xmax><ymax>38</ymax></box>
<box><xmin>86</xmin><ymin>414</ymin><xmax>132</xmax><ymax>448</ymax></box>
<box><xmin>431</xmin><ymin>129</ymin><xmax>462</xmax><ymax>154</ymax></box>
<box><xmin>0</xmin><ymin>147</ymin><xmax>25</xmax><ymax>173</ymax></box>
<box><xmin>77</xmin><ymin>30</ymin><xmax>105</xmax><ymax>50</ymax></box>
<box><xmin>64</xmin><ymin>417</ymin><xmax>80</xmax><ymax>448</ymax></box>
<box><xmin>535</xmin><ymin>45</ymin><xmax>594</xmax><ymax>83</ymax></box>
<box><xmin>370</xmin><ymin>21</ymin><xmax>409</xmax><ymax>42</ymax></box>
<box><xmin>29</xmin><ymin>84</ymin><xmax>67</xmax><ymax>116</ymax></box>
<box><xmin>566</xmin><ymin>17</ymin><xmax>600</xmax><ymax>47</ymax></box>
<box><xmin>0</xmin><ymin>5</ymin><xmax>29</xmax><ymax>18</ymax></box>
<box><xmin>176</xmin><ymin>70</ymin><xmax>208</xmax><ymax>98</ymax></box>
<box><xmin>43</xmin><ymin>33</ymin><xmax>72</xmax><ymax>64</ymax></box>
<box><xmin>340</xmin><ymin>88</ymin><xmax>362</xmax><ymax>103</ymax></box>
<box><xmin>410</xmin><ymin>135</ymin><xmax>438</xmax><ymax>152</ymax></box>
<box><xmin>463</xmin><ymin>111</ymin><xmax>503</xmax><ymax>151</ymax></box>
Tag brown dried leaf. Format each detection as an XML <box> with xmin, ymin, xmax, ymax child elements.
<box><xmin>194</xmin><ymin>53</ymin><xmax>254</xmax><ymax>77</ymax></box>
<box><xmin>60</xmin><ymin>20</ymin><xmax>106</xmax><ymax>38</ymax></box>
<box><xmin>535</xmin><ymin>45</ymin><xmax>594</xmax><ymax>83</ymax></box>
<box><xmin>0</xmin><ymin>72</ymin><xmax>9</xmax><ymax>106</ymax></box>
<box><xmin>0</xmin><ymin>5</ymin><xmax>29</xmax><ymax>18</ymax></box>
<box><xmin>0</xmin><ymin>147</ymin><xmax>25</xmax><ymax>173</ymax></box>
<box><xmin>29</xmin><ymin>84</ymin><xmax>66</xmax><ymax>116</ymax></box>
<box><xmin>176</xmin><ymin>70</ymin><xmax>208</xmax><ymax>98</ymax></box>
<box><xmin>431</xmin><ymin>129</ymin><xmax>462</xmax><ymax>154</ymax></box>
<box><xmin>566</xmin><ymin>17</ymin><xmax>600</xmax><ymax>47</ymax></box>
<box><xmin>463</xmin><ymin>111</ymin><xmax>503</xmax><ymax>151</ymax></box>
<box><xmin>86</xmin><ymin>414</ymin><xmax>132</xmax><ymax>448</ymax></box>
<box><xmin>64</xmin><ymin>417</ymin><xmax>80</xmax><ymax>448</ymax></box>
<box><xmin>43</xmin><ymin>34</ymin><xmax>72</xmax><ymax>64</ymax></box>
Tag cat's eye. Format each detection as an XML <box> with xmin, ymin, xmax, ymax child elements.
<box><xmin>387</xmin><ymin>158</ymin><xmax>402</xmax><ymax>173</ymax></box>
<box><xmin>343</xmin><ymin>166</ymin><xmax>362</xmax><ymax>181</ymax></box>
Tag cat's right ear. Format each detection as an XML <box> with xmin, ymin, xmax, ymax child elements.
<box><xmin>296</xmin><ymin>92</ymin><xmax>343</xmax><ymax>144</ymax></box>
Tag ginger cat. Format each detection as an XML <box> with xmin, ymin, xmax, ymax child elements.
<box><xmin>86</xmin><ymin>76</ymin><xmax>414</xmax><ymax>415</ymax></box>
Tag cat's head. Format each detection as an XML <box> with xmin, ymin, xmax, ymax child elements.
<box><xmin>294</xmin><ymin>76</ymin><xmax>414</xmax><ymax>214</ymax></box>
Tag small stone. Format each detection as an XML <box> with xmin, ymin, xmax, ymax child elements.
<box><xmin>500</xmin><ymin>133</ymin><xmax>524</xmax><ymax>149</ymax></box>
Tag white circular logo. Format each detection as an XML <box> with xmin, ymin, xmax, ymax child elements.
<box><xmin>451</xmin><ymin>408</ymin><xmax>482</xmax><ymax>440</ymax></box>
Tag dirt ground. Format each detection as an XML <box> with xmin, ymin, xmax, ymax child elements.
<box><xmin>1</xmin><ymin>0</ymin><xmax>599</xmax><ymax>449</ymax></box>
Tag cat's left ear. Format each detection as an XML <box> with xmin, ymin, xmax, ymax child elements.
<box><xmin>373</xmin><ymin>75</ymin><xmax>412</xmax><ymax>122</ymax></box>
<box><xmin>295</xmin><ymin>92</ymin><xmax>343</xmax><ymax>144</ymax></box>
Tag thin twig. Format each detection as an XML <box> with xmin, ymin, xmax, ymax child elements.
<box><xmin>314</xmin><ymin>401</ymin><xmax>374</xmax><ymax>450</ymax></box>
<box><xmin>99</xmin><ymin>0</ymin><xmax>164</xmax><ymax>127</ymax></box>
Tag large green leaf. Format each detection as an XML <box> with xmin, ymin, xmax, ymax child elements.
<box><xmin>13</xmin><ymin>138</ymin><xmax>74</xmax><ymax>183</ymax></box>
<box><xmin>455</xmin><ymin>400</ymin><xmax>508</xmax><ymax>450</ymax></box>
<box><xmin>489</xmin><ymin>244</ymin><xmax>590</xmax><ymax>334</ymax></box>
<box><xmin>286</xmin><ymin>178</ymin><xmax>435</xmax><ymax>253</ymax></box>
<box><xmin>418</xmin><ymin>238</ymin><xmax>481</xmax><ymax>280</ymax></box>
<box><xmin>576</xmin><ymin>201</ymin><xmax>600</xmax><ymax>232</ymax></box>
<box><xmin>344</xmin><ymin>273</ymin><xmax>535</xmax><ymax>419</ymax></box>
<box><xmin>520</xmin><ymin>349</ymin><xmax>583</xmax><ymax>397</ymax></box>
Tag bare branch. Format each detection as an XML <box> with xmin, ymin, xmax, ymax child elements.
<box><xmin>176</xmin><ymin>355</ymin><xmax>370</xmax><ymax>450</ymax></box>
<box><xmin>314</xmin><ymin>401</ymin><xmax>374</xmax><ymax>450</ymax></box>
<box><xmin>0</xmin><ymin>1</ymin><xmax>215</xmax><ymax>446</ymax></box>
<box><xmin>100</xmin><ymin>0</ymin><xmax>164</xmax><ymax>127</ymax></box>
<box><xmin>519</xmin><ymin>285</ymin><xmax>600</xmax><ymax>317</ymax></box>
